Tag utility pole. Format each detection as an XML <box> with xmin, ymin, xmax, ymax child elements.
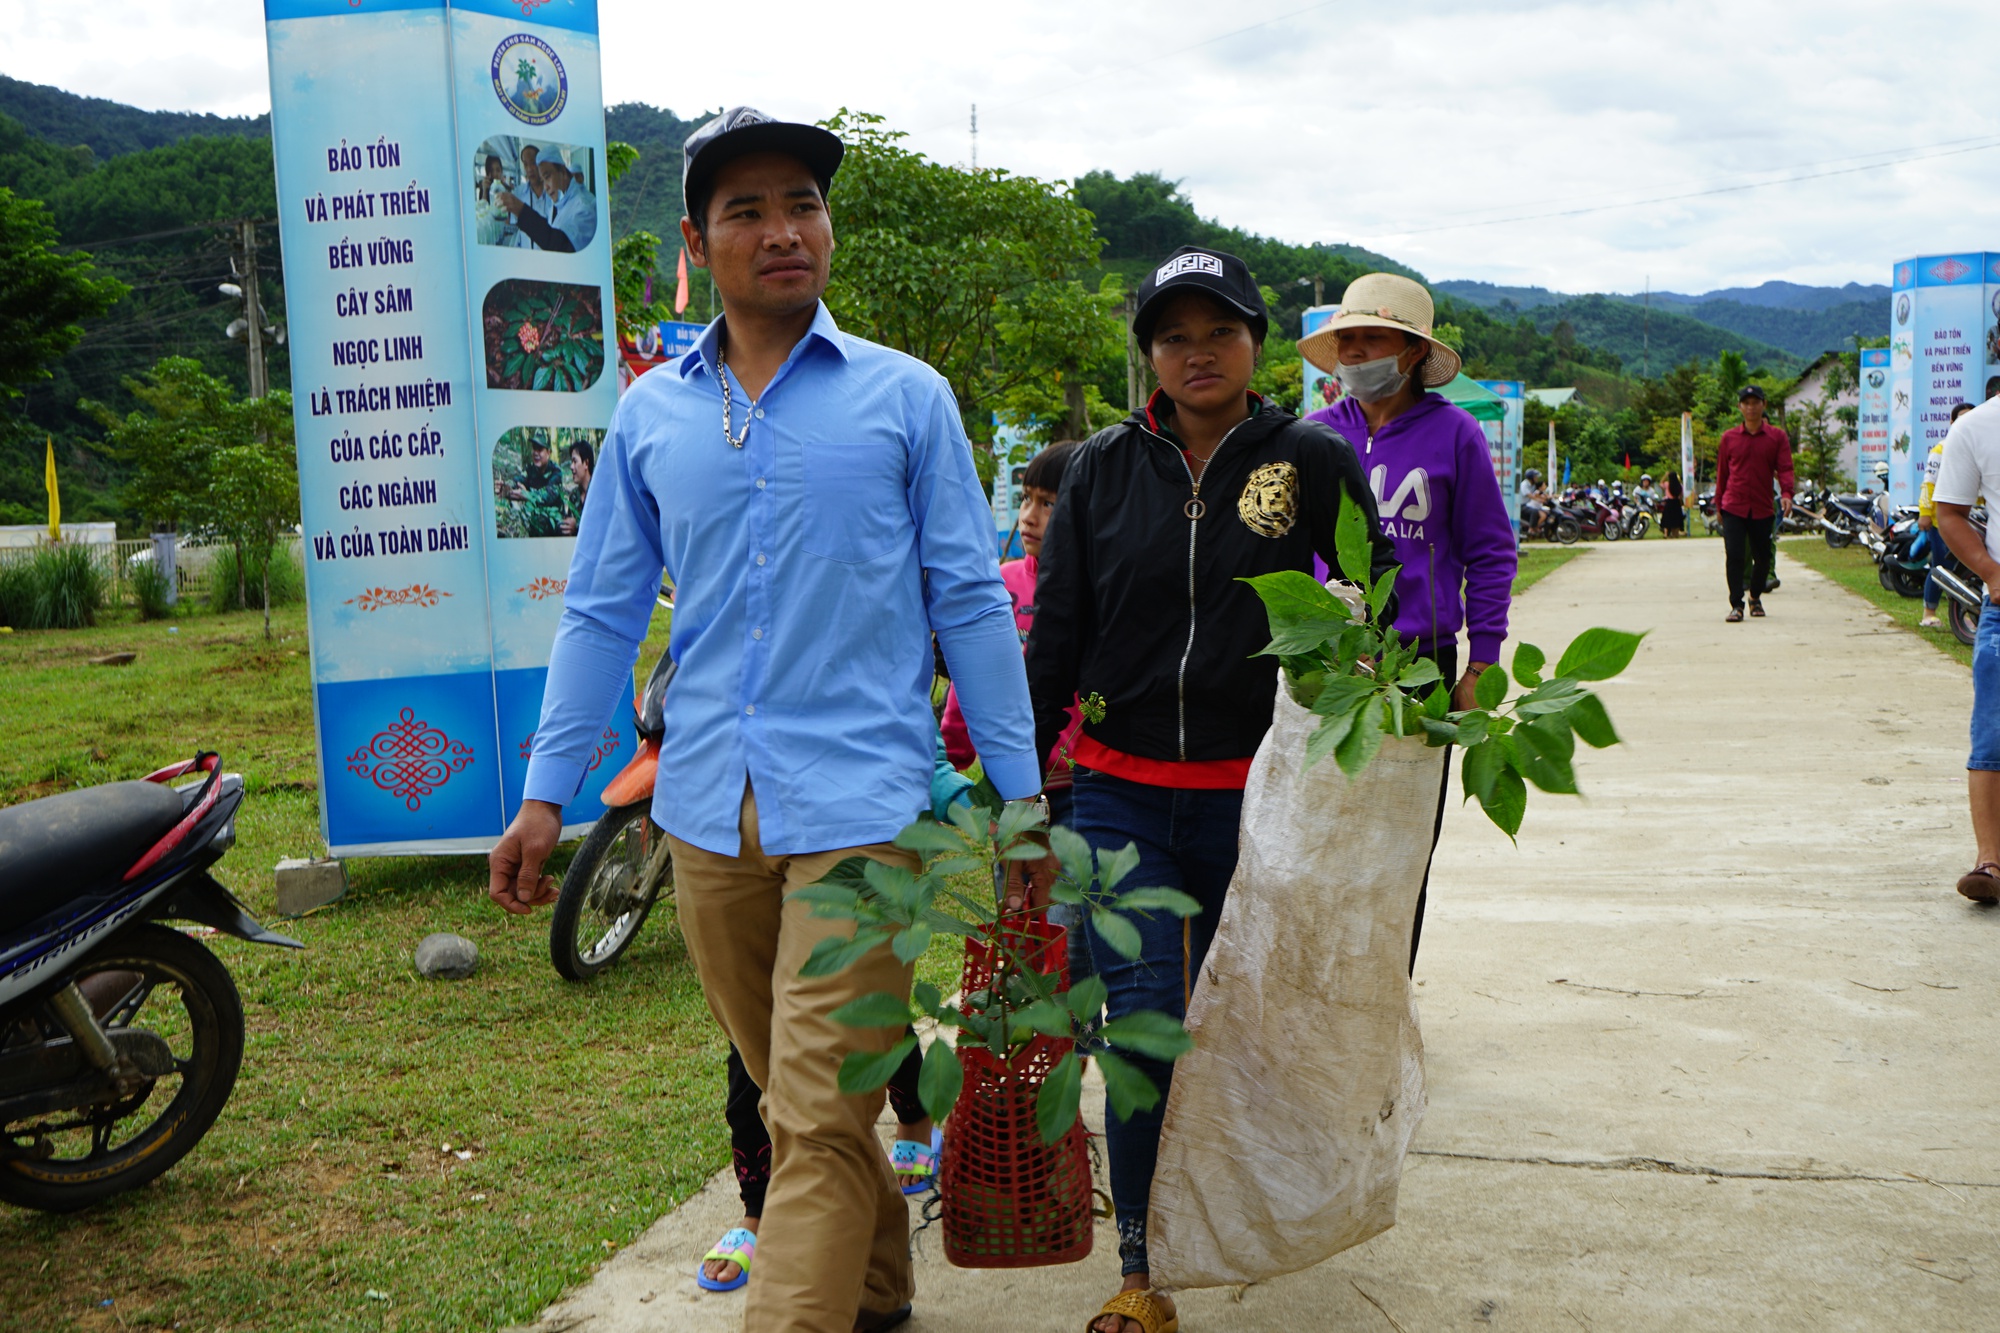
<box><xmin>1641</xmin><ymin>274</ymin><xmax>1650</xmax><ymax>380</ymax></box>
<box><xmin>224</xmin><ymin>220</ymin><xmax>271</xmax><ymax>398</ymax></box>
<box><xmin>970</xmin><ymin>103</ymin><xmax>977</xmax><ymax>171</ymax></box>
<box><xmin>1124</xmin><ymin>293</ymin><xmax>1143</xmax><ymax>411</ymax></box>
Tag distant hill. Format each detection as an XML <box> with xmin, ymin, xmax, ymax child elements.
<box><xmin>0</xmin><ymin>73</ymin><xmax>266</xmax><ymax>162</ymax></box>
<box><xmin>1523</xmin><ymin>295</ymin><xmax>1803</xmax><ymax>377</ymax></box>
<box><xmin>603</xmin><ymin>102</ymin><xmax>707</xmax><ymax>248</ymax></box>
<box><xmin>1436</xmin><ymin>277</ymin><xmax>1884</xmax><ymax>362</ymax></box>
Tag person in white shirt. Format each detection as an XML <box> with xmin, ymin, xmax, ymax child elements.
<box><xmin>501</xmin><ymin>154</ymin><xmax>598</xmax><ymax>253</ymax></box>
<box><xmin>1931</xmin><ymin>397</ymin><xmax>2000</xmax><ymax>902</ymax></box>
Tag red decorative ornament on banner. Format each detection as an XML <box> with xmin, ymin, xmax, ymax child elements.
<box><xmin>348</xmin><ymin>707</ymin><xmax>475</xmax><ymax>810</ymax></box>
<box><xmin>516</xmin><ymin>577</ymin><xmax>568</xmax><ymax>600</ymax></box>
<box><xmin>345</xmin><ymin>584</ymin><xmax>452</xmax><ymax>611</ymax></box>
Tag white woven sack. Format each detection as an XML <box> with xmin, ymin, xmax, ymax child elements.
<box><xmin>1147</xmin><ymin>678</ymin><xmax>1445</xmax><ymax>1291</ymax></box>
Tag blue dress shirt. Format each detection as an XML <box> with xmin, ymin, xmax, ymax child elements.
<box><xmin>523</xmin><ymin>304</ymin><xmax>1040</xmax><ymax>856</ymax></box>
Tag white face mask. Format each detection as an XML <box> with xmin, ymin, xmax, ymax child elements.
<box><xmin>1336</xmin><ymin>354</ymin><xmax>1409</xmax><ymax>403</ymax></box>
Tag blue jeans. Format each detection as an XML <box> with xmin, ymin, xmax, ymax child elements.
<box><xmin>1070</xmin><ymin>767</ymin><xmax>1244</xmax><ymax>1276</ymax></box>
<box><xmin>1972</xmin><ymin>602</ymin><xmax>2000</xmax><ymax>771</ymax></box>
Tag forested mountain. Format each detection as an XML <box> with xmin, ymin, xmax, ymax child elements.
<box><xmin>1435</xmin><ymin>277</ymin><xmax>1885</xmax><ymax>361</ymax></box>
<box><xmin>602</xmin><ymin>102</ymin><xmax>706</xmax><ymax>248</ymax></box>
<box><xmin>1520</xmin><ymin>295</ymin><xmax>1801</xmax><ymax>377</ymax></box>
<box><xmin>0</xmin><ymin>74</ymin><xmax>267</xmax><ymax>160</ymax></box>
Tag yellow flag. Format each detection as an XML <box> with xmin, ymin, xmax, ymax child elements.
<box><xmin>44</xmin><ymin>438</ymin><xmax>60</xmax><ymax>542</ymax></box>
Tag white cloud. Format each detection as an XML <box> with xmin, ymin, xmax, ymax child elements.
<box><xmin>6</xmin><ymin>0</ymin><xmax>1998</xmax><ymax>293</ymax></box>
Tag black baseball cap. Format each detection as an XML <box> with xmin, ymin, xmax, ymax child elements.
<box><xmin>683</xmin><ymin>107</ymin><xmax>844</xmax><ymax>225</ymax></box>
<box><xmin>1132</xmin><ymin>245</ymin><xmax>1269</xmax><ymax>349</ymax></box>
<box><xmin>1738</xmin><ymin>384</ymin><xmax>1767</xmax><ymax>401</ymax></box>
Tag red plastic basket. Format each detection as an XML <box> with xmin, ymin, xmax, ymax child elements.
<box><xmin>939</xmin><ymin>913</ymin><xmax>1094</xmax><ymax>1269</ymax></box>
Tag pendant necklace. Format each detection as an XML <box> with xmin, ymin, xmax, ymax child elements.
<box><xmin>718</xmin><ymin>330</ymin><xmax>752</xmax><ymax>449</ymax></box>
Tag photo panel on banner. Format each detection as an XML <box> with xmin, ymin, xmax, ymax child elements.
<box><xmin>264</xmin><ymin>0</ymin><xmax>625</xmax><ymax>854</ymax></box>
<box><xmin>1889</xmin><ymin>253</ymin><xmax>2000</xmax><ymax>510</ymax></box>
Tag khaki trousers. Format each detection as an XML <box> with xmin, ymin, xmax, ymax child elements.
<box><xmin>668</xmin><ymin>788</ymin><xmax>919</xmax><ymax>1333</ymax></box>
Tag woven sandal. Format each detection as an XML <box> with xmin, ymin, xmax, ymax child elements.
<box><xmin>1957</xmin><ymin>861</ymin><xmax>2000</xmax><ymax>904</ymax></box>
<box><xmin>1725</xmin><ymin>607</ymin><xmax>1744</xmax><ymax>622</ymax></box>
<box><xmin>1087</xmin><ymin>1289</ymin><xmax>1178</xmax><ymax>1333</ymax></box>
<box><xmin>890</xmin><ymin>1126</ymin><xmax>943</xmax><ymax>1196</ymax></box>
<box><xmin>695</xmin><ymin>1226</ymin><xmax>755</xmax><ymax>1292</ymax></box>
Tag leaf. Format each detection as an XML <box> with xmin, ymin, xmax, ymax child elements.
<box><xmin>1239</xmin><ymin>569</ymin><xmax>1348</xmax><ymax>629</ymax></box>
<box><xmin>1311</xmin><ymin>674</ymin><xmax>1377</xmax><ymax>718</ymax></box>
<box><xmin>812</xmin><ymin>855</ymin><xmax>874</xmax><ymax>894</ymax></box>
<box><xmin>1473</xmin><ymin>663</ymin><xmax>1509</xmax><ymax>711</ymax></box>
<box><xmin>917</xmin><ymin>1034</ymin><xmax>963</xmax><ymax>1124</ymax></box>
<box><xmin>1305</xmin><ymin>711</ymin><xmax>1354</xmax><ymax>770</ymax></box>
<box><xmin>1566</xmin><ymin>691</ymin><xmax>1621</xmax><ymax>748</ymax></box>
<box><xmin>1112</xmin><ymin>886</ymin><xmax>1203</xmax><ymax>918</ymax></box>
<box><xmin>1512</xmin><ymin>642</ymin><xmax>1545</xmax><ymax>689</ymax></box>
<box><xmin>532</xmin><ymin>363</ymin><xmax>553</xmax><ymax>391</ymax></box>
<box><xmin>1096</xmin><ymin>841</ymin><xmax>1142</xmax><ymax>892</ymax></box>
<box><xmin>1461</xmin><ymin>737</ymin><xmax>1504</xmax><ymax>803</ymax></box>
<box><xmin>1422</xmin><ymin>682</ymin><xmax>1452</xmax><ymax>720</ymax></box>
<box><xmin>890</xmin><ymin>922</ymin><xmax>934</xmax><ymax>963</ymax></box>
<box><xmin>1334</xmin><ymin>494</ymin><xmax>1376</xmax><ymax>588</ymax></box>
<box><xmin>798</xmin><ymin>928</ymin><xmax>892</xmax><ymax>978</ymax></box>
<box><xmin>1385</xmin><ymin>683</ymin><xmax>1406</xmax><ymax>737</ymax></box>
<box><xmin>1553</xmin><ymin>627</ymin><xmax>1646</xmax><ymax>682</ymax></box>
<box><xmin>893</xmin><ymin>821</ymin><xmax>969</xmax><ymax>855</ymax></box>
<box><xmin>1512</xmin><ymin>716</ymin><xmax>1577</xmax><ymax>794</ymax></box>
<box><xmin>1034</xmin><ymin>1051</ymin><xmax>1084</xmax><ymax>1144</ymax></box>
<box><xmin>1090</xmin><ymin>905</ymin><xmax>1143</xmax><ymax>961</ymax></box>
<box><xmin>1259</xmin><ymin>617</ymin><xmax>1356</xmax><ymax>658</ymax></box>
<box><xmin>863</xmin><ymin>860</ymin><xmax>921</xmax><ymax>915</ymax></box>
<box><xmin>920</xmin><ymin>908</ymin><xmax>980</xmax><ymax>938</ymax></box>
<box><xmin>1514</xmin><ymin>679</ymin><xmax>1583</xmax><ymax>716</ymax></box>
<box><xmin>1453</xmin><ymin>710</ymin><xmax>1490</xmax><ymax>745</ymax></box>
<box><xmin>830</xmin><ymin>992</ymin><xmax>913</xmax><ymax>1028</ymax></box>
<box><xmin>1287</xmin><ymin>667</ymin><xmax>1327</xmax><ymax>708</ymax></box>
<box><xmin>1047</xmin><ymin>825</ymin><xmax>1095</xmax><ymax>891</ymax></box>
<box><xmin>1366</xmin><ymin>565</ymin><xmax>1397</xmax><ymax>618</ymax></box>
<box><xmin>1099</xmin><ymin>1011</ymin><xmax>1195</xmax><ymax>1061</ymax></box>
<box><xmin>1397</xmin><ymin>656</ymin><xmax>1442</xmax><ymax>689</ymax></box>
<box><xmin>785</xmin><ymin>883</ymin><xmax>862</xmax><ymax>918</ymax></box>
<box><xmin>1066</xmin><ymin>975</ymin><xmax>1108</xmax><ymax>1023</ymax></box>
<box><xmin>837</xmin><ymin>1036</ymin><xmax>918</xmax><ymax>1095</ymax></box>
<box><xmin>1096</xmin><ymin>1049</ymin><xmax>1163</xmax><ymax>1121</ymax></box>
<box><xmin>946</xmin><ymin>799</ymin><xmax>987</xmax><ymax>840</ymax></box>
<box><xmin>1334</xmin><ymin>694</ymin><xmax>1386</xmax><ymax>777</ymax></box>
<box><xmin>1016</xmin><ymin>999</ymin><xmax>1075</xmax><ymax>1039</ymax></box>
<box><xmin>995</xmin><ymin>797</ymin><xmax>1046</xmax><ymax>843</ymax></box>
<box><xmin>1477</xmin><ymin>765</ymin><xmax>1527</xmax><ymax>838</ymax></box>
<box><xmin>1419</xmin><ymin>716</ymin><xmax>1459</xmax><ymax>746</ymax></box>
<box><xmin>912</xmin><ymin>980</ymin><xmax>943</xmax><ymax>1016</ymax></box>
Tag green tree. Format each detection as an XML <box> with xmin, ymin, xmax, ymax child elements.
<box><xmin>820</xmin><ymin>111</ymin><xmax>1124</xmax><ymax>477</ymax></box>
<box><xmin>199</xmin><ymin>407</ymin><xmax>298</xmax><ymax>639</ymax></box>
<box><xmin>0</xmin><ymin>187</ymin><xmax>126</xmax><ymax>396</ymax></box>
<box><xmin>85</xmin><ymin>356</ymin><xmax>237</xmax><ymax>530</ymax></box>
<box><xmin>606</xmin><ymin>140</ymin><xmax>672</xmax><ymax>344</ymax></box>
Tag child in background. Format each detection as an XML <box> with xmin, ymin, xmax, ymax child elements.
<box><xmin>941</xmin><ymin>441</ymin><xmax>1084</xmax><ymax>825</ymax></box>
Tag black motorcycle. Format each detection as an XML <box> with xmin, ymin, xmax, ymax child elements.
<box><xmin>1925</xmin><ymin>509</ymin><xmax>1989</xmax><ymax>647</ymax></box>
<box><xmin>0</xmin><ymin>754</ymin><xmax>299</xmax><ymax>1212</ymax></box>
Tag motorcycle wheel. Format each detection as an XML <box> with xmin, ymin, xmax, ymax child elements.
<box><xmin>1823</xmin><ymin>525</ymin><xmax>1854</xmax><ymax>549</ymax></box>
<box><xmin>1604</xmin><ymin>518</ymin><xmax>1624</xmax><ymax>541</ymax></box>
<box><xmin>1949</xmin><ymin>597</ymin><xmax>1982</xmax><ymax>647</ymax></box>
<box><xmin>1705</xmin><ymin>515</ymin><xmax>1722</xmax><ymax>536</ymax></box>
<box><xmin>1890</xmin><ymin>565</ymin><xmax>1928</xmax><ymax>599</ymax></box>
<box><xmin>550</xmin><ymin>802</ymin><xmax>669</xmax><ymax>982</ymax></box>
<box><xmin>1554</xmin><ymin>517</ymin><xmax>1581</xmax><ymax>545</ymax></box>
<box><xmin>1630</xmin><ymin>514</ymin><xmax>1651</xmax><ymax>540</ymax></box>
<box><xmin>0</xmin><ymin>924</ymin><xmax>243</xmax><ymax>1213</ymax></box>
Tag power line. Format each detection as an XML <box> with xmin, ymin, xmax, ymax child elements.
<box><xmin>1358</xmin><ymin>136</ymin><xmax>2000</xmax><ymax>240</ymax></box>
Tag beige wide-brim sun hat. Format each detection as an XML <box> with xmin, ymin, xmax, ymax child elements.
<box><xmin>1299</xmin><ymin>272</ymin><xmax>1462</xmax><ymax>387</ymax></box>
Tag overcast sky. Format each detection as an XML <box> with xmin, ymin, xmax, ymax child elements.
<box><xmin>7</xmin><ymin>0</ymin><xmax>1998</xmax><ymax>295</ymax></box>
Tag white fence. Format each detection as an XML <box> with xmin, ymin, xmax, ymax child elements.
<box><xmin>0</xmin><ymin>535</ymin><xmax>303</xmax><ymax>609</ymax></box>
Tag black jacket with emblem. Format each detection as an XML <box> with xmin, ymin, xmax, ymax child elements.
<box><xmin>1026</xmin><ymin>392</ymin><xmax>1399</xmax><ymax>768</ymax></box>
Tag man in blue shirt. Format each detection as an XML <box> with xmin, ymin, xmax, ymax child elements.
<box><xmin>487</xmin><ymin>107</ymin><xmax>1042</xmax><ymax>1333</ymax></box>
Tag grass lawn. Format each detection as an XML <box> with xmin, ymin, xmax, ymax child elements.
<box><xmin>1514</xmin><ymin>543</ymin><xmax>1588</xmax><ymax>595</ymax></box>
<box><xmin>0</xmin><ymin>603</ymin><xmax>742</xmax><ymax>1332</ymax></box>
<box><xmin>1781</xmin><ymin>537</ymin><xmax>1972</xmax><ymax>669</ymax></box>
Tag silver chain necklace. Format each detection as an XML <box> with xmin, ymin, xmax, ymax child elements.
<box><xmin>718</xmin><ymin>332</ymin><xmax>752</xmax><ymax>449</ymax></box>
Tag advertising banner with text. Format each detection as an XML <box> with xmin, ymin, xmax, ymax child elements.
<box><xmin>1475</xmin><ymin>379</ymin><xmax>1524</xmax><ymax>534</ymax></box>
<box><xmin>265</xmin><ymin>0</ymin><xmax>627</xmax><ymax>854</ymax></box>
<box><xmin>1857</xmin><ymin>347</ymin><xmax>1890</xmax><ymax>490</ymax></box>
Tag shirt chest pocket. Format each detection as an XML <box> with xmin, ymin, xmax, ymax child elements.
<box><xmin>800</xmin><ymin>441</ymin><xmax>909</xmax><ymax>563</ymax></box>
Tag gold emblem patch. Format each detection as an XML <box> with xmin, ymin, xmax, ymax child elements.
<box><xmin>1237</xmin><ymin>461</ymin><xmax>1299</xmax><ymax>538</ymax></box>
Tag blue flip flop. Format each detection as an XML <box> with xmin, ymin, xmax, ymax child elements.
<box><xmin>695</xmin><ymin>1226</ymin><xmax>755</xmax><ymax>1292</ymax></box>
<box><xmin>891</xmin><ymin>1126</ymin><xmax>944</xmax><ymax>1196</ymax></box>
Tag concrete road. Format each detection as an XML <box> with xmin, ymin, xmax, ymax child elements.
<box><xmin>517</xmin><ymin>538</ymin><xmax>1998</xmax><ymax>1332</ymax></box>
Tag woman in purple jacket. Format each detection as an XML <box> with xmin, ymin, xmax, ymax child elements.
<box><xmin>1299</xmin><ymin>272</ymin><xmax>1517</xmax><ymax>962</ymax></box>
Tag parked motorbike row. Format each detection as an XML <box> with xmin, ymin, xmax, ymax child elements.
<box><xmin>1521</xmin><ymin>480</ymin><xmax>1655</xmax><ymax>545</ymax></box>
<box><xmin>1812</xmin><ymin>487</ymin><xmax>1987</xmax><ymax>647</ymax></box>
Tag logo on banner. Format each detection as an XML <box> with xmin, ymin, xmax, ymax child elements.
<box><xmin>492</xmin><ymin>34</ymin><xmax>567</xmax><ymax>126</ymax></box>
<box><xmin>1896</xmin><ymin>262</ymin><xmax>1914</xmax><ymax>289</ymax></box>
<box><xmin>1896</xmin><ymin>295</ymin><xmax>1910</xmax><ymax>327</ymax></box>
<box><xmin>1156</xmin><ymin>252</ymin><xmax>1223</xmax><ymax>283</ymax></box>
<box><xmin>1929</xmin><ymin>258</ymin><xmax>1973</xmax><ymax>284</ymax></box>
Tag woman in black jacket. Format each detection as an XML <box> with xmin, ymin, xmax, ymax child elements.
<box><xmin>1024</xmin><ymin>246</ymin><xmax>1396</xmax><ymax>1333</ymax></box>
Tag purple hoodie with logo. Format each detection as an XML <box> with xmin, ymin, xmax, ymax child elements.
<box><xmin>1306</xmin><ymin>392</ymin><xmax>1517</xmax><ymax>665</ymax></box>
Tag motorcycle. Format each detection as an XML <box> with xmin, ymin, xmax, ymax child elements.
<box><xmin>1563</xmin><ymin>489</ymin><xmax>1619</xmax><ymax>541</ymax></box>
<box><xmin>1875</xmin><ymin>511</ymin><xmax>1931</xmax><ymax>598</ymax></box>
<box><xmin>1697</xmin><ymin>489</ymin><xmax>1722</xmax><ymax>536</ymax></box>
<box><xmin>1</xmin><ymin>753</ymin><xmax>299</xmax><ymax>1212</ymax></box>
<box><xmin>1815</xmin><ymin>491</ymin><xmax>1876</xmax><ymax>549</ymax></box>
<box><xmin>1924</xmin><ymin>509</ymin><xmax>1988</xmax><ymax>647</ymax></box>
<box><xmin>548</xmin><ymin>648</ymin><xmax>676</xmax><ymax>981</ymax></box>
<box><xmin>1520</xmin><ymin>496</ymin><xmax>1581</xmax><ymax>545</ymax></box>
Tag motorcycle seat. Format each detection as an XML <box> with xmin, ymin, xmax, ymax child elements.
<box><xmin>0</xmin><ymin>782</ymin><xmax>186</xmax><ymax>932</ymax></box>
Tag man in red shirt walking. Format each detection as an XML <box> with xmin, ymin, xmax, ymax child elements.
<box><xmin>1713</xmin><ymin>384</ymin><xmax>1795</xmax><ymax>621</ymax></box>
